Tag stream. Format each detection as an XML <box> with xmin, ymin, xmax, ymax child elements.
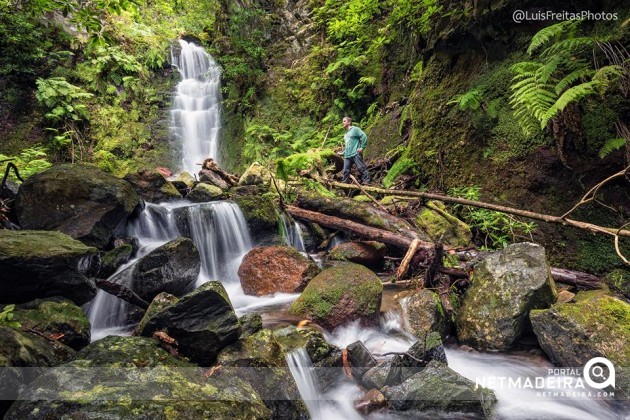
<box><xmin>85</xmin><ymin>41</ymin><xmax>625</xmax><ymax>420</ymax></box>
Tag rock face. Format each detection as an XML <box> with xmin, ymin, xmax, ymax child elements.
<box><xmin>456</xmin><ymin>243</ymin><xmax>557</xmax><ymax>351</ymax></box>
<box><xmin>238</xmin><ymin>162</ymin><xmax>271</xmax><ymax>186</ymax></box>
<box><xmin>530</xmin><ymin>290</ymin><xmax>630</xmax><ymax>368</ymax></box>
<box><xmin>16</xmin><ymin>164</ymin><xmax>139</xmax><ymax>248</ymax></box>
<box><xmin>13</xmin><ymin>298</ymin><xmax>90</xmax><ymax>351</ymax></box>
<box><xmin>98</xmin><ymin>243</ymin><xmax>133</xmax><ymax>279</ymax></box>
<box><xmin>328</xmin><ymin>241</ymin><xmax>387</xmax><ymax>269</ymax></box>
<box><xmin>123</xmin><ymin>169</ymin><xmax>182</xmax><ymax>203</ymax></box>
<box><xmin>402</xmin><ymin>289</ymin><xmax>450</xmax><ymax>339</ymax></box>
<box><xmin>382</xmin><ymin>360</ymin><xmax>496</xmax><ymax>416</ymax></box>
<box><xmin>231</xmin><ymin>186</ymin><xmax>283</xmax><ymax>246</ymax></box>
<box><xmin>290</xmin><ymin>263</ymin><xmax>383</xmax><ymax>330</ymax></box>
<box><xmin>111</xmin><ymin>237</ymin><xmax>200</xmax><ymax>302</ymax></box>
<box><xmin>0</xmin><ymin>230</ymin><xmax>97</xmax><ymax>305</ymax></box>
<box><xmin>137</xmin><ymin>281</ymin><xmax>241</xmax><ymax>365</ymax></box>
<box><xmin>238</xmin><ymin>246</ymin><xmax>320</xmax><ymax>296</ymax></box>
<box><xmin>5</xmin><ymin>336</ymin><xmax>271</xmax><ymax>419</ymax></box>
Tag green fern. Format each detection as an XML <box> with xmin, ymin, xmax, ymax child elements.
<box><xmin>599</xmin><ymin>138</ymin><xmax>626</xmax><ymax>158</ymax></box>
<box><xmin>448</xmin><ymin>88</ymin><xmax>483</xmax><ymax>111</ymax></box>
<box><xmin>527</xmin><ymin>20</ymin><xmax>579</xmax><ymax>55</ymax></box>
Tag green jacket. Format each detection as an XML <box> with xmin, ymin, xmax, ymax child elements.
<box><xmin>343</xmin><ymin>126</ymin><xmax>368</xmax><ymax>158</ymax></box>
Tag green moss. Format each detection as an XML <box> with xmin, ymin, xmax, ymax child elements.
<box><xmin>0</xmin><ymin>230</ymin><xmax>97</xmax><ymax>259</ymax></box>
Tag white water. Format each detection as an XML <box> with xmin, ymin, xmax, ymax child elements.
<box><xmin>280</xmin><ymin>214</ymin><xmax>306</xmax><ymax>252</ymax></box>
<box><xmin>171</xmin><ymin>39</ymin><xmax>222</xmax><ymax>174</ymax></box>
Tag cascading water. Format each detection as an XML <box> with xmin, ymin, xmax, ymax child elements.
<box><xmin>171</xmin><ymin>39</ymin><xmax>222</xmax><ymax>174</ymax></box>
<box><xmin>280</xmin><ymin>214</ymin><xmax>306</xmax><ymax>252</ymax></box>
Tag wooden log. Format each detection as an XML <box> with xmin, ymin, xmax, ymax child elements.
<box><xmin>286</xmin><ymin>205</ymin><xmax>430</xmax><ymax>251</ymax></box>
<box><xmin>396</xmin><ymin>239</ymin><xmax>421</xmax><ymax>279</ymax></box>
<box><xmin>95</xmin><ymin>278</ymin><xmax>150</xmax><ymax>309</ymax></box>
<box><xmin>549</xmin><ymin>267</ymin><xmax>602</xmax><ymax>290</ymax></box>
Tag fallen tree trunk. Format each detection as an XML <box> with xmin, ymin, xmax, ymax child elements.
<box><xmin>95</xmin><ymin>278</ymin><xmax>150</xmax><ymax>309</ymax></box>
<box><xmin>286</xmin><ymin>204</ymin><xmax>603</xmax><ymax>290</ymax></box>
<box><xmin>327</xmin><ymin>181</ymin><xmax>630</xmax><ymax>238</ymax></box>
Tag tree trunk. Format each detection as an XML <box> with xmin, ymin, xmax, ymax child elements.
<box><xmin>95</xmin><ymin>278</ymin><xmax>150</xmax><ymax>309</ymax></box>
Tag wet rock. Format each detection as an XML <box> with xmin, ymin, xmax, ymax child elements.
<box><xmin>199</xmin><ymin>169</ymin><xmax>230</xmax><ymax>190</ymax></box>
<box><xmin>134</xmin><ymin>292</ymin><xmax>179</xmax><ymax>336</ymax></box>
<box><xmin>456</xmin><ymin>243</ymin><xmax>557</xmax><ymax>351</ymax></box>
<box><xmin>239</xmin><ymin>246</ymin><xmax>320</xmax><ymax>296</ymax></box>
<box><xmin>123</xmin><ymin>168</ymin><xmax>182</xmax><ymax>203</ymax></box>
<box><xmin>111</xmin><ymin>237</ymin><xmax>200</xmax><ymax>302</ymax></box>
<box><xmin>239</xmin><ymin>313</ymin><xmax>263</xmax><ymax>338</ymax></box>
<box><xmin>238</xmin><ymin>162</ymin><xmax>271</xmax><ymax>186</ymax></box>
<box><xmin>187</xmin><ymin>182</ymin><xmax>224</xmax><ymax>202</ymax></box>
<box><xmin>415</xmin><ymin>201</ymin><xmax>472</xmax><ymax>247</ymax></box>
<box><xmin>12</xmin><ymin>298</ymin><xmax>90</xmax><ymax>351</ymax></box>
<box><xmin>5</xmin><ymin>336</ymin><xmax>270</xmax><ymax>419</ymax></box>
<box><xmin>530</xmin><ymin>290</ymin><xmax>630</xmax><ymax>368</ymax></box>
<box><xmin>382</xmin><ymin>360</ymin><xmax>496</xmax><ymax>416</ymax></box>
<box><xmin>98</xmin><ymin>243</ymin><xmax>133</xmax><ymax>278</ymax></box>
<box><xmin>328</xmin><ymin>241</ymin><xmax>387</xmax><ymax>269</ymax></box>
<box><xmin>362</xmin><ymin>360</ymin><xmax>396</xmax><ymax>389</ymax></box>
<box><xmin>402</xmin><ymin>288</ymin><xmax>450</xmax><ymax>339</ymax></box>
<box><xmin>174</xmin><ymin>171</ymin><xmax>196</xmax><ymax>189</ymax></box>
<box><xmin>346</xmin><ymin>340</ymin><xmax>377</xmax><ymax>380</ymax></box>
<box><xmin>231</xmin><ymin>188</ymin><xmax>283</xmax><ymax>246</ymax></box>
<box><xmin>290</xmin><ymin>263</ymin><xmax>383</xmax><ymax>330</ymax></box>
<box><xmin>138</xmin><ymin>281</ymin><xmax>240</xmax><ymax>365</ymax></box>
<box><xmin>0</xmin><ymin>230</ymin><xmax>97</xmax><ymax>305</ymax></box>
<box><xmin>355</xmin><ymin>388</ymin><xmax>386</xmax><ymax>415</ymax></box>
<box><xmin>16</xmin><ymin>164</ymin><xmax>139</xmax><ymax>248</ymax></box>
<box><xmin>603</xmin><ymin>269</ymin><xmax>630</xmax><ymax>299</ymax></box>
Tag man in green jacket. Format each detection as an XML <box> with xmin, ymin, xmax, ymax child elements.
<box><xmin>341</xmin><ymin>116</ymin><xmax>370</xmax><ymax>184</ymax></box>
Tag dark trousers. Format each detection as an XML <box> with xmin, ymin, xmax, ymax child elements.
<box><xmin>342</xmin><ymin>154</ymin><xmax>370</xmax><ymax>184</ymax></box>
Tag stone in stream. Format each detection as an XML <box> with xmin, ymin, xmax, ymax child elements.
<box><xmin>289</xmin><ymin>262</ymin><xmax>383</xmax><ymax>330</ymax></box>
<box><xmin>238</xmin><ymin>246</ymin><xmax>320</xmax><ymax>296</ymax></box>
<box><xmin>230</xmin><ymin>185</ymin><xmax>284</xmax><ymax>246</ymax></box>
<box><xmin>15</xmin><ymin>164</ymin><xmax>139</xmax><ymax>249</ymax></box>
<box><xmin>4</xmin><ymin>336</ymin><xmax>271</xmax><ymax>419</ymax></box>
<box><xmin>530</xmin><ymin>290</ymin><xmax>630</xmax><ymax>399</ymax></box>
<box><xmin>186</xmin><ymin>182</ymin><xmax>224</xmax><ymax>202</ymax></box>
<box><xmin>238</xmin><ymin>313</ymin><xmax>263</xmax><ymax>338</ymax></box>
<box><xmin>0</xmin><ymin>230</ymin><xmax>98</xmax><ymax>305</ymax></box>
<box><xmin>110</xmin><ymin>237</ymin><xmax>200</xmax><ymax>302</ymax></box>
<box><xmin>97</xmin><ymin>243</ymin><xmax>133</xmax><ymax>279</ymax></box>
<box><xmin>346</xmin><ymin>340</ymin><xmax>377</xmax><ymax>380</ymax></box>
<box><xmin>455</xmin><ymin>242</ymin><xmax>557</xmax><ymax>351</ymax></box>
<box><xmin>328</xmin><ymin>241</ymin><xmax>387</xmax><ymax>269</ymax></box>
<box><xmin>414</xmin><ymin>200</ymin><xmax>472</xmax><ymax>248</ymax></box>
<box><xmin>402</xmin><ymin>288</ymin><xmax>451</xmax><ymax>340</ymax></box>
<box><xmin>382</xmin><ymin>359</ymin><xmax>497</xmax><ymax>416</ymax></box>
<box><xmin>123</xmin><ymin>168</ymin><xmax>182</xmax><ymax>203</ymax></box>
<box><xmin>137</xmin><ymin>281</ymin><xmax>241</xmax><ymax>365</ymax></box>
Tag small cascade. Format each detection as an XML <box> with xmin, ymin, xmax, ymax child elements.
<box><xmin>280</xmin><ymin>214</ymin><xmax>306</xmax><ymax>252</ymax></box>
<box><xmin>171</xmin><ymin>39</ymin><xmax>222</xmax><ymax>174</ymax></box>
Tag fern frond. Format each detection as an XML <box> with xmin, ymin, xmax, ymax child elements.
<box><xmin>591</xmin><ymin>64</ymin><xmax>624</xmax><ymax>93</ymax></box>
<box><xmin>541</xmin><ymin>37</ymin><xmax>594</xmax><ymax>58</ymax></box>
<box><xmin>527</xmin><ymin>21</ymin><xmax>580</xmax><ymax>56</ymax></box>
<box><xmin>541</xmin><ymin>82</ymin><xmax>597</xmax><ymax>127</ymax></box>
<box><xmin>599</xmin><ymin>137</ymin><xmax>626</xmax><ymax>158</ymax></box>
<box><xmin>447</xmin><ymin>88</ymin><xmax>483</xmax><ymax>111</ymax></box>
<box><xmin>555</xmin><ymin>67</ymin><xmax>594</xmax><ymax>94</ymax></box>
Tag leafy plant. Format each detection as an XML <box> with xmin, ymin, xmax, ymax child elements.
<box><xmin>449</xmin><ymin>186</ymin><xmax>537</xmax><ymax>249</ymax></box>
<box><xmin>0</xmin><ymin>146</ymin><xmax>52</xmax><ymax>182</ymax></box>
<box><xmin>599</xmin><ymin>137</ymin><xmax>626</xmax><ymax>159</ymax></box>
<box><xmin>0</xmin><ymin>304</ymin><xmax>21</xmax><ymax>330</ymax></box>
<box><xmin>448</xmin><ymin>88</ymin><xmax>484</xmax><ymax>111</ymax></box>
<box><xmin>35</xmin><ymin>77</ymin><xmax>93</xmax><ymax>123</ymax></box>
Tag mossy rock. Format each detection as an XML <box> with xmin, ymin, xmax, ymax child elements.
<box><xmin>0</xmin><ymin>230</ymin><xmax>98</xmax><ymax>305</ymax></box>
<box><xmin>328</xmin><ymin>241</ymin><xmax>387</xmax><ymax>269</ymax></box>
<box><xmin>402</xmin><ymin>289</ymin><xmax>450</xmax><ymax>340</ymax></box>
<box><xmin>5</xmin><ymin>336</ymin><xmax>271</xmax><ymax>419</ymax></box>
<box><xmin>12</xmin><ymin>298</ymin><xmax>90</xmax><ymax>351</ymax></box>
<box><xmin>290</xmin><ymin>262</ymin><xmax>383</xmax><ymax>330</ymax></box>
<box><xmin>230</xmin><ymin>191</ymin><xmax>283</xmax><ymax>246</ymax></box>
<box><xmin>353</xmin><ymin>195</ymin><xmax>372</xmax><ymax>203</ymax></box>
<box><xmin>99</xmin><ymin>244</ymin><xmax>133</xmax><ymax>278</ymax></box>
<box><xmin>123</xmin><ymin>169</ymin><xmax>182</xmax><ymax>203</ymax></box>
<box><xmin>415</xmin><ymin>201</ymin><xmax>472</xmax><ymax>247</ymax></box>
<box><xmin>134</xmin><ymin>292</ymin><xmax>179</xmax><ymax>336</ymax></box>
<box><xmin>187</xmin><ymin>182</ymin><xmax>224</xmax><ymax>202</ymax></box>
<box><xmin>603</xmin><ymin>269</ymin><xmax>630</xmax><ymax>299</ymax></box>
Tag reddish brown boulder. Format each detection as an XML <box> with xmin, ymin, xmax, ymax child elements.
<box><xmin>328</xmin><ymin>241</ymin><xmax>387</xmax><ymax>268</ymax></box>
<box><xmin>238</xmin><ymin>246</ymin><xmax>320</xmax><ymax>296</ymax></box>
<box><xmin>355</xmin><ymin>389</ymin><xmax>386</xmax><ymax>415</ymax></box>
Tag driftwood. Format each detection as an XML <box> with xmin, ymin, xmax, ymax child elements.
<box><xmin>95</xmin><ymin>278</ymin><xmax>150</xmax><ymax>309</ymax></box>
<box><xmin>199</xmin><ymin>158</ymin><xmax>239</xmax><ymax>186</ymax></box>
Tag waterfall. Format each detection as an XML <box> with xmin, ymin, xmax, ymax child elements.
<box><xmin>87</xmin><ymin>201</ymin><xmax>254</xmax><ymax>338</ymax></box>
<box><xmin>171</xmin><ymin>39</ymin><xmax>222</xmax><ymax>174</ymax></box>
<box><xmin>280</xmin><ymin>214</ymin><xmax>306</xmax><ymax>252</ymax></box>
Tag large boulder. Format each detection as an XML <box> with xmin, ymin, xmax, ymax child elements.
<box><xmin>290</xmin><ymin>263</ymin><xmax>383</xmax><ymax>330</ymax></box>
<box><xmin>137</xmin><ymin>281</ymin><xmax>241</xmax><ymax>365</ymax></box>
<box><xmin>0</xmin><ymin>230</ymin><xmax>97</xmax><ymax>305</ymax></box>
<box><xmin>97</xmin><ymin>243</ymin><xmax>133</xmax><ymax>279</ymax></box>
<box><xmin>16</xmin><ymin>164</ymin><xmax>139</xmax><ymax>248</ymax></box>
<box><xmin>238</xmin><ymin>246</ymin><xmax>320</xmax><ymax>296</ymax></box>
<box><xmin>186</xmin><ymin>182</ymin><xmax>224</xmax><ymax>202</ymax></box>
<box><xmin>238</xmin><ymin>162</ymin><xmax>271</xmax><ymax>186</ymax></box>
<box><xmin>123</xmin><ymin>169</ymin><xmax>182</xmax><ymax>203</ymax></box>
<box><xmin>12</xmin><ymin>298</ymin><xmax>90</xmax><ymax>351</ymax></box>
<box><xmin>530</xmin><ymin>290</ymin><xmax>630</xmax><ymax>368</ymax></box>
<box><xmin>402</xmin><ymin>289</ymin><xmax>450</xmax><ymax>339</ymax></box>
<box><xmin>382</xmin><ymin>360</ymin><xmax>496</xmax><ymax>416</ymax></box>
<box><xmin>328</xmin><ymin>241</ymin><xmax>387</xmax><ymax>269</ymax></box>
<box><xmin>110</xmin><ymin>237</ymin><xmax>200</xmax><ymax>302</ymax></box>
<box><xmin>4</xmin><ymin>336</ymin><xmax>271</xmax><ymax>419</ymax></box>
<box><xmin>456</xmin><ymin>243</ymin><xmax>557</xmax><ymax>351</ymax></box>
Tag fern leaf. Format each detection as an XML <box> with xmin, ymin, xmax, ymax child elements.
<box><xmin>527</xmin><ymin>21</ymin><xmax>580</xmax><ymax>55</ymax></box>
<box><xmin>555</xmin><ymin>67</ymin><xmax>595</xmax><ymax>94</ymax></box>
<box><xmin>541</xmin><ymin>37</ymin><xmax>593</xmax><ymax>58</ymax></box>
<box><xmin>598</xmin><ymin>138</ymin><xmax>626</xmax><ymax>158</ymax></box>
<box><xmin>541</xmin><ymin>82</ymin><xmax>597</xmax><ymax>127</ymax></box>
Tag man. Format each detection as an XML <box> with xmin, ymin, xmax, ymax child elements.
<box><xmin>340</xmin><ymin>116</ymin><xmax>370</xmax><ymax>184</ymax></box>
